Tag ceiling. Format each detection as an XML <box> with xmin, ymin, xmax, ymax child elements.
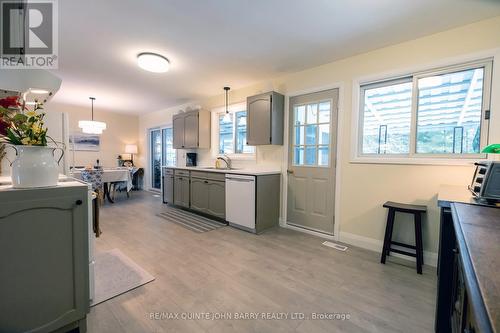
<box><xmin>50</xmin><ymin>0</ymin><xmax>500</xmax><ymax>115</ymax></box>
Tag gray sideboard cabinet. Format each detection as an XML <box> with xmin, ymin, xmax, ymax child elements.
<box><xmin>246</xmin><ymin>91</ymin><xmax>284</xmax><ymax>145</ymax></box>
<box><xmin>0</xmin><ymin>182</ymin><xmax>90</xmax><ymax>333</ymax></box>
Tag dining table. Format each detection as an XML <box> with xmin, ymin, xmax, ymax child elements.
<box><xmin>71</xmin><ymin>167</ymin><xmax>133</xmax><ymax>203</ymax></box>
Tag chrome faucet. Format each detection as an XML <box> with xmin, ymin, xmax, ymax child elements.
<box><xmin>216</xmin><ymin>154</ymin><xmax>232</xmax><ymax>169</ymax></box>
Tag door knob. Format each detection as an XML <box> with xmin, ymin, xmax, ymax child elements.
<box><xmin>287</xmin><ymin>170</ymin><xmax>294</xmax><ymax>174</ymax></box>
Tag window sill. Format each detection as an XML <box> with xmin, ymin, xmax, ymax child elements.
<box><xmin>350</xmin><ymin>156</ymin><xmax>486</xmax><ymax>166</ymax></box>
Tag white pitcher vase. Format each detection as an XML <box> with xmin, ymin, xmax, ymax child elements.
<box><xmin>10</xmin><ymin>145</ymin><xmax>64</xmax><ymax>188</ymax></box>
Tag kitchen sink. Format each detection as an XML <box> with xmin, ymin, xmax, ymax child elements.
<box><xmin>200</xmin><ymin>167</ymin><xmax>241</xmax><ymax>171</ymax></box>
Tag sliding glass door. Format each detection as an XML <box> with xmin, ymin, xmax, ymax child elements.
<box><xmin>151</xmin><ymin>129</ymin><xmax>162</xmax><ymax>189</ymax></box>
<box><xmin>150</xmin><ymin>127</ymin><xmax>176</xmax><ymax>190</ymax></box>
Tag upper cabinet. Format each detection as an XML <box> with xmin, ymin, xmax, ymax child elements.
<box><xmin>246</xmin><ymin>91</ymin><xmax>284</xmax><ymax>145</ymax></box>
<box><xmin>172</xmin><ymin>110</ymin><xmax>210</xmax><ymax>149</ymax></box>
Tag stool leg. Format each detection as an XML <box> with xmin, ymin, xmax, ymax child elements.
<box><xmin>381</xmin><ymin>208</ymin><xmax>395</xmax><ymax>264</ymax></box>
<box><xmin>414</xmin><ymin>212</ymin><xmax>424</xmax><ymax>274</ymax></box>
<box><xmin>386</xmin><ymin>211</ymin><xmax>396</xmax><ymax>256</ymax></box>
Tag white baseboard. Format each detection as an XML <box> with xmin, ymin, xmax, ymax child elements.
<box><xmin>279</xmin><ymin>222</ymin><xmax>438</xmax><ymax>267</ymax></box>
<box><xmin>339</xmin><ymin>231</ymin><xmax>438</xmax><ymax>267</ymax></box>
<box><xmin>282</xmin><ymin>221</ymin><xmax>335</xmax><ymax>241</ymax></box>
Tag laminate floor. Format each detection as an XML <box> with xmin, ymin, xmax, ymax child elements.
<box><xmin>88</xmin><ymin>191</ymin><xmax>436</xmax><ymax>333</ymax></box>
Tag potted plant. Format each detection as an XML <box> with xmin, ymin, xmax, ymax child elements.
<box><xmin>0</xmin><ymin>95</ymin><xmax>63</xmax><ymax>188</ymax></box>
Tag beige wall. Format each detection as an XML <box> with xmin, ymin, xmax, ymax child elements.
<box><xmin>47</xmin><ymin>102</ymin><xmax>140</xmax><ymax>168</ymax></box>
<box><xmin>138</xmin><ymin>16</ymin><xmax>500</xmax><ymax>262</ymax></box>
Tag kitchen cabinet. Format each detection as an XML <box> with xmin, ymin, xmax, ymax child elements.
<box><xmin>174</xmin><ymin>170</ymin><xmax>190</xmax><ymax>208</ymax></box>
<box><xmin>172</xmin><ymin>110</ymin><xmax>210</xmax><ymax>149</ymax></box>
<box><xmin>247</xmin><ymin>91</ymin><xmax>284</xmax><ymax>145</ymax></box>
<box><xmin>226</xmin><ymin>173</ymin><xmax>280</xmax><ymax>233</ymax></box>
<box><xmin>435</xmin><ymin>202</ymin><xmax>499</xmax><ymax>333</ymax></box>
<box><xmin>162</xmin><ymin>168</ymin><xmax>174</xmax><ymax>204</ymax></box>
<box><xmin>163</xmin><ymin>168</ymin><xmax>281</xmax><ymax>232</ymax></box>
<box><xmin>206</xmin><ymin>180</ymin><xmax>225</xmax><ymax>219</ymax></box>
<box><xmin>190</xmin><ymin>177</ymin><xmax>208</xmax><ymax>211</ymax></box>
<box><xmin>0</xmin><ymin>183</ymin><xmax>90</xmax><ymax>333</ymax></box>
<box><xmin>190</xmin><ymin>171</ymin><xmax>225</xmax><ymax>219</ymax></box>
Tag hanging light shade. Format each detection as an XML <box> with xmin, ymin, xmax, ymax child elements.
<box><xmin>223</xmin><ymin>86</ymin><xmax>231</xmax><ymax>122</ymax></box>
<box><xmin>78</xmin><ymin>97</ymin><xmax>107</xmax><ymax>134</ymax></box>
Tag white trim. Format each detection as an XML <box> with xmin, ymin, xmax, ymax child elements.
<box><xmin>283</xmin><ymin>222</ymin><xmax>335</xmax><ymax>241</ymax></box>
<box><xmin>283</xmin><ymin>82</ymin><xmax>344</xmax><ymax>241</ymax></box>
<box><xmin>351</xmin><ymin>49</ymin><xmax>500</xmax><ymax>165</ymax></box>
<box><xmin>211</xmin><ymin>102</ymin><xmax>256</xmax><ymax>160</ymax></box>
<box><xmin>339</xmin><ymin>232</ymin><xmax>438</xmax><ymax>267</ymax></box>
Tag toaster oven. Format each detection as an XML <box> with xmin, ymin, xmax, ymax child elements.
<box><xmin>468</xmin><ymin>161</ymin><xmax>500</xmax><ymax>202</ymax></box>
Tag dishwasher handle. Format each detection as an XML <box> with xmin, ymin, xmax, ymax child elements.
<box><xmin>225</xmin><ymin>175</ymin><xmax>255</xmax><ymax>182</ymax></box>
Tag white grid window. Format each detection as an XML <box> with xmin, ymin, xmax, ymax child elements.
<box><xmin>358</xmin><ymin>59</ymin><xmax>492</xmax><ymax>159</ymax></box>
<box><xmin>293</xmin><ymin>100</ymin><xmax>332</xmax><ymax>167</ymax></box>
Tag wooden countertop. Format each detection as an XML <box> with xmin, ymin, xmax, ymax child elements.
<box><xmin>451</xmin><ymin>203</ymin><xmax>500</xmax><ymax>332</ymax></box>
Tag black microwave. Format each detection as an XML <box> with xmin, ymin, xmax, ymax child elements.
<box><xmin>469</xmin><ymin>161</ymin><xmax>500</xmax><ymax>202</ymax></box>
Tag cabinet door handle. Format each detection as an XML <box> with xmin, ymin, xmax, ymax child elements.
<box><xmin>75</xmin><ymin>200</ymin><xmax>83</xmax><ymax>205</ymax></box>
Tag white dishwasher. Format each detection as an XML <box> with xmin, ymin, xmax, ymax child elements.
<box><xmin>225</xmin><ymin>174</ymin><xmax>256</xmax><ymax>231</ymax></box>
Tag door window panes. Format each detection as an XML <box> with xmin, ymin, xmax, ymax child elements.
<box><xmin>295</xmin><ymin>105</ymin><xmax>306</xmax><ymax>125</ymax></box>
<box><xmin>416</xmin><ymin>67</ymin><xmax>484</xmax><ymax>154</ymax></box>
<box><xmin>293</xmin><ymin>100</ymin><xmax>332</xmax><ymax>167</ymax></box>
<box><xmin>361</xmin><ymin>79</ymin><xmax>412</xmax><ymax>154</ymax></box>
<box><xmin>318</xmin><ymin>146</ymin><xmax>329</xmax><ymax>166</ymax></box>
<box><xmin>318</xmin><ymin>124</ymin><xmax>330</xmax><ymax>145</ymax></box>
<box><xmin>305</xmin><ymin>125</ymin><xmax>317</xmax><ymax>145</ymax></box>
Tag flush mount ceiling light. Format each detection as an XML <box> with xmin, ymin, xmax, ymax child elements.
<box><xmin>29</xmin><ymin>88</ymin><xmax>50</xmax><ymax>94</ymax></box>
<box><xmin>137</xmin><ymin>52</ymin><xmax>170</xmax><ymax>73</ymax></box>
<box><xmin>78</xmin><ymin>97</ymin><xmax>107</xmax><ymax>134</ymax></box>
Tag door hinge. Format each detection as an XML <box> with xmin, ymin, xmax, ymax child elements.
<box><xmin>485</xmin><ymin>110</ymin><xmax>490</xmax><ymax>120</ymax></box>
<box><xmin>270</xmin><ymin>136</ymin><xmax>272</xmax><ymax>143</ymax></box>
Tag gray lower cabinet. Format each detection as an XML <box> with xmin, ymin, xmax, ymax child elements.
<box><xmin>174</xmin><ymin>173</ymin><xmax>190</xmax><ymax>208</ymax></box>
<box><xmin>190</xmin><ymin>177</ymin><xmax>208</xmax><ymax>211</ymax></box>
<box><xmin>190</xmin><ymin>175</ymin><xmax>225</xmax><ymax>219</ymax></box>
<box><xmin>0</xmin><ymin>183</ymin><xmax>90</xmax><ymax>333</ymax></box>
<box><xmin>206</xmin><ymin>180</ymin><xmax>225</xmax><ymax>219</ymax></box>
<box><xmin>162</xmin><ymin>168</ymin><xmax>174</xmax><ymax>204</ymax></box>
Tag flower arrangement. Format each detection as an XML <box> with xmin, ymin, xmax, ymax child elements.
<box><xmin>0</xmin><ymin>95</ymin><xmax>49</xmax><ymax>146</ymax></box>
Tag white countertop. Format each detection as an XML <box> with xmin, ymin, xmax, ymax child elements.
<box><xmin>0</xmin><ymin>175</ymin><xmax>89</xmax><ymax>191</ymax></box>
<box><xmin>163</xmin><ymin>166</ymin><xmax>281</xmax><ymax>176</ymax></box>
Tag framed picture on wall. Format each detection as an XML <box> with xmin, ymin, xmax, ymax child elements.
<box><xmin>70</xmin><ymin>133</ymin><xmax>101</xmax><ymax>151</ymax></box>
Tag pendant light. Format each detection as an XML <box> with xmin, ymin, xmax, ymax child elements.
<box><xmin>223</xmin><ymin>86</ymin><xmax>231</xmax><ymax>122</ymax></box>
<box><xmin>78</xmin><ymin>97</ymin><xmax>107</xmax><ymax>134</ymax></box>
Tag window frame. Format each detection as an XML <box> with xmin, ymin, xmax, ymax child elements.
<box><xmin>291</xmin><ymin>98</ymin><xmax>334</xmax><ymax>168</ymax></box>
<box><xmin>216</xmin><ymin>108</ymin><xmax>255</xmax><ymax>159</ymax></box>
<box><xmin>356</xmin><ymin>58</ymin><xmax>493</xmax><ymax>162</ymax></box>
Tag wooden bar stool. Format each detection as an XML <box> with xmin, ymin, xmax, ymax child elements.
<box><xmin>380</xmin><ymin>201</ymin><xmax>427</xmax><ymax>274</ymax></box>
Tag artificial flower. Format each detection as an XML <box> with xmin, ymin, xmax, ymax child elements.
<box><xmin>0</xmin><ymin>96</ymin><xmax>21</xmax><ymax>109</ymax></box>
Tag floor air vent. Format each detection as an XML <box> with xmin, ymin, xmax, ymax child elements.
<box><xmin>322</xmin><ymin>241</ymin><xmax>348</xmax><ymax>252</ymax></box>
